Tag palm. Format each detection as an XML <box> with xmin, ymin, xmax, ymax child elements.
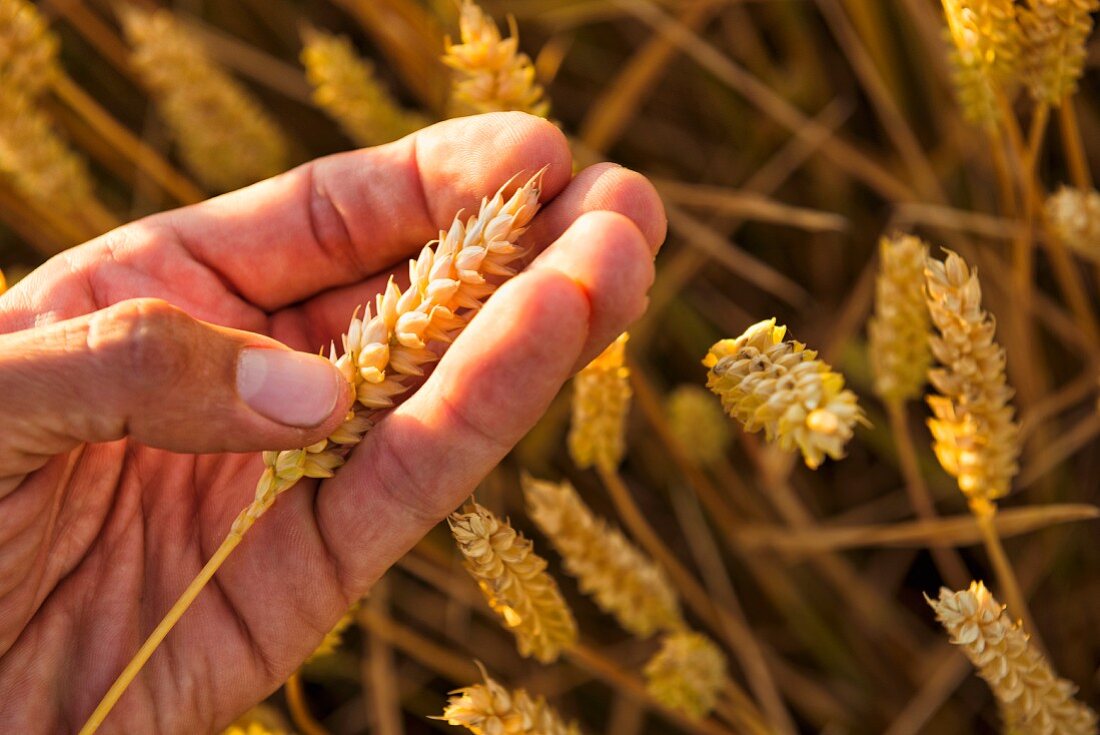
<box><xmin>0</xmin><ymin>114</ymin><xmax>663</xmax><ymax>733</ymax></box>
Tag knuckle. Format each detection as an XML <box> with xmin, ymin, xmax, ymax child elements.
<box><xmin>92</xmin><ymin>298</ymin><xmax>191</xmax><ymax>392</ymax></box>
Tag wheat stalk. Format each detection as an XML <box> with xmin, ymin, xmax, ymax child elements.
<box><xmin>704</xmin><ymin>319</ymin><xmax>864</xmax><ymax>469</ymax></box>
<box><xmin>1045</xmin><ymin>186</ymin><xmax>1100</xmax><ymax>263</ymax></box>
<box><xmin>927</xmin><ymin>582</ymin><xmax>1098</xmax><ymax>734</ymax></box>
<box><xmin>443</xmin><ymin>0</ymin><xmax>549</xmax><ymax>118</ymax></box>
<box><xmin>665</xmin><ymin>385</ymin><xmax>732</xmax><ymax>467</ymax></box>
<box><xmin>940</xmin><ymin>0</ymin><xmax>1021</xmax><ymax>126</ymax></box>
<box><xmin>119</xmin><ymin>6</ymin><xmax>289</xmax><ymax>192</ymax></box>
<box><xmin>435</xmin><ymin>663</ymin><xmax>581</xmax><ymax>734</ymax></box>
<box><xmin>521</xmin><ymin>474</ymin><xmax>683</xmax><ymax>638</ymax></box>
<box><xmin>643</xmin><ymin>631</ymin><xmax>729</xmax><ymax>720</ymax></box>
<box><xmin>869</xmin><ymin>234</ymin><xmax>933</xmax><ymax>404</ymax></box>
<box><xmin>1018</xmin><ymin>0</ymin><xmax>1098</xmax><ymax>107</ymax></box>
<box><xmin>300</xmin><ymin>27</ymin><xmax>429</xmax><ymax>147</ymax></box>
<box><xmin>79</xmin><ymin>172</ymin><xmax>546</xmax><ymax>734</ymax></box>
<box><xmin>568</xmin><ymin>333</ymin><xmax>631</xmax><ymax>472</ymax></box>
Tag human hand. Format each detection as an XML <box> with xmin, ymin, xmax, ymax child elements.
<box><xmin>0</xmin><ymin>112</ymin><xmax>665</xmax><ymax>733</ymax></box>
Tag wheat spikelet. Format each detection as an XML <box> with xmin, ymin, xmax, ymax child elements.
<box><xmin>0</xmin><ymin>0</ymin><xmax>60</xmax><ymax>97</ymax></box>
<box><xmin>568</xmin><ymin>333</ymin><xmax>631</xmax><ymax>471</ymax></box>
<box><xmin>924</xmin><ymin>250</ymin><xmax>1020</xmax><ymax>511</ymax></box>
<box><xmin>927</xmin><ymin>582</ymin><xmax>1099</xmax><ymax>734</ymax></box>
<box><xmin>521</xmin><ymin>474</ymin><xmax>683</xmax><ymax>638</ymax></box>
<box><xmin>869</xmin><ymin>234</ymin><xmax>933</xmax><ymax>404</ymax></box>
<box><xmin>119</xmin><ymin>7</ymin><xmax>288</xmax><ymax>192</ymax></box>
<box><xmin>704</xmin><ymin>319</ymin><xmax>864</xmax><ymax>469</ymax></box>
<box><xmin>1019</xmin><ymin>0</ymin><xmax>1098</xmax><ymax>106</ymax></box>
<box><xmin>449</xmin><ymin>502</ymin><xmax>578</xmax><ymax>664</ymax></box>
<box><xmin>443</xmin><ymin>0</ymin><xmax>549</xmax><ymax>118</ymax></box>
<box><xmin>239</xmin><ymin>172</ymin><xmax>543</xmax><ymax>532</ymax></box>
<box><xmin>665</xmin><ymin>384</ymin><xmax>731</xmax><ymax>466</ymax></box>
<box><xmin>643</xmin><ymin>631</ymin><xmax>728</xmax><ymax>720</ymax></box>
<box><xmin>941</xmin><ymin>0</ymin><xmax>1021</xmax><ymax>125</ymax></box>
<box><xmin>436</xmin><ymin>664</ymin><xmax>581</xmax><ymax>734</ymax></box>
<box><xmin>1045</xmin><ymin>186</ymin><xmax>1100</xmax><ymax>263</ymax></box>
<box><xmin>300</xmin><ymin>28</ymin><xmax>428</xmax><ymax>147</ymax></box>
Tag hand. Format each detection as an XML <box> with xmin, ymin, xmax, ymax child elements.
<box><xmin>0</xmin><ymin>112</ymin><xmax>665</xmax><ymax>733</ymax></box>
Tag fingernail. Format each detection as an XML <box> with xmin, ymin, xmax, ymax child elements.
<box><xmin>237</xmin><ymin>348</ymin><xmax>342</xmax><ymax>427</ymax></box>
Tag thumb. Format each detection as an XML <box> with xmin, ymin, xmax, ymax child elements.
<box><xmin>0</xmin><ymin>298</ymin><xmax>352</xmax><ymax>478</ymax></box>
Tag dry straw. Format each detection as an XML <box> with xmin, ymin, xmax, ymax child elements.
<box><xmin>1045</xmin><ymin>186</ymin><xmax>1100</xmax><ymax>263</ymax></box>
<box><xmin>665</xmin><ymin>384</ymin><xmax>732</xmax><ymax>466</ymax></box>
<box><xmin>924</xmin><ymin>250</ymin><xmax>1020</xmax><ymax>512</ymax></box>
<box><xmin>568</xmin><ymin>333</ymin><xmax>631</xmax><ymax>471</ymax></box>
<box><xmin>449</xmin><ymin>501</ymin><xmax>578</xmax><ymax>664</ymax></box>
<box><xmin>941</xmin><ymin>0</ymin><xmax>1020</xmax><ymax>125</ymax></box>
<box><xmin>704</xmin><ymin>319</ymin><xmax>864</xmax><ymax>469</ymax></box>
<box><xmin>437</xmin><ymin>664</ymin><xmax>581</xmax><ymax>735</ymax></box>
<box><xmin>643</xmin><ymin>631</ymin><xmax>728</xmax><ymax>720</ymax></box>
<box><xmin>80</xmin><ymin>173</ymin><xmax>546</xmax><ymax>734</ymax></box>
<box><xmin>300</xmin><ymin>28</ymin><xmax>428</xmax><ymax>147</ymax></box>
<box><xmin>521</xmin><ymin>474</ymin><xmax>683</xmax><ymax>638</ymax></box>
<box><xmin>1018</xmin><ymin>0</ymin><xmax>1098</xmax><ymax>106</ymax></box>
<box><xmin>443</xmin><ymin>0</ymin><xmax>549</xmax><ymax>117</ymax></box>
<box><xmin>927</xmin><ymin>582</ymin><xmax>1098</xmax><ymax>734</ymax></box>
<box><xmin>869</xmin><ymin>234</ymin><xmax>932</xmax><ymax>404</ymax></box>
<box><xmin>119</xmin><ymin>6</ymin><xmax>289</xmax><ymax>192</ymax></box>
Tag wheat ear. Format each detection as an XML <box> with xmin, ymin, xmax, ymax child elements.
<box><xmin>568</xmin><ymin>332</ymin><xmax>631</xmax><ymax>471</ymax></box>
<box><xmin>300</xmin><ymin>27</ymin><xmax>429</xmax><ymax>147</ymax></box>
<box><xmin>449</xmin><ymin>501</ymin><xmax>578</xmax><ymax>663</ymax></box>
<box><xmin>643</xmin><ymin>631</ymin><xmax>729</xmax><ymax>720</ymax></box>
<box><xmin>78</xmin><ymin>172</ymin><xmax>546</xmax><ymax>735</ymax></box>
<box><xmin>940</xmin><ymin>0</ymin><xmax>1021</xmax><ymax>126</ymax></box>
<box><xmin>443</xmin><ymin>0</ymin><xmax>549</xmax><ymax>118</ymax></box>
<box><xmin>927</xmin><ymin>582</ymin><xmax>1098</xmax><ymax>734</ymax></box>
<box><xmin>521</xmin><ymin>474</ymin><xmax>683</xmax><ymax>638</ymax></box>
<box><xmin>704</xmin><ymin>319</ymin><xmax>864</xmax><ymax>469</ymax></box>
<box><xmin>1045</xmin><ymin>186</ymin><xmax>1100</xmax><ymax>263</ymax></box>
<box><xmin>435</xmin><ymin>662</ymin><xmax>581</xmax><ymax>734</ymax></box>
<box><xmin>118</xmin><ymin>6</ymin><xmax>289</xmax><ymax>192</ymax></box>
<box><xmin>664</xmin><ymin>384</ymin><xmax>732</xmax><ymax>468</ymax></box>
<box><xmin>1018</xmin><ymin>0</ymin><xmax>1098</xmax><ymax>108</ymax></box>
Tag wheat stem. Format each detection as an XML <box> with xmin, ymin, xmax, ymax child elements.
<box><xmin>1059</xmin><ymin>99</ymin><xmax>1093</xmax><ymax>190</ymax></box>
<box><xmin>284</xmin><ymin>671</ymin><xmax>331</xmax><ymax>735</ymax></box>
<box><xmin>972</xmin><ymin>502</ymin><xmax>1041</xmax><ymax>650</ymax></box>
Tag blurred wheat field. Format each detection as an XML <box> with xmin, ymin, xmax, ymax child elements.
<box><xmin>2</xmin><ymin>0</ymin><xmax>1100</xmax><ymax>733</ymax></box>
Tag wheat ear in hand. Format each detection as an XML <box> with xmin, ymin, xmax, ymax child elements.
<box><xmin>78</xmin><ymin>170</ymin><xmax>546</xmax><ymax>735</ymax></box>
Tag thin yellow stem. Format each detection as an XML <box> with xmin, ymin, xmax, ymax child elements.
<box><xmin>1059</xmin><ymin>99</ymin><xmax>1093</xmax><ymax>191</ymax></box>
<box><xmin>972</xmin><ymin>502</ymin><xmax>1041</xmax><ymax>649</ymax></box>
<box><xmin>78</xmin><ymin>510</ymin><xmax>252</xmax><ymax>735</ymax></box>
<box><xmin>885</xmin><ymin>401</ymin><xmax>970</xmax><ymax>589</ymax></box>
<box><xmin>285</xmin><ymin>671</ymin><xmax>332</xmax><ymax>735</ymax></box>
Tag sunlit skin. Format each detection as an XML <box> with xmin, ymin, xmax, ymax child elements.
<box><xmin>0</xmin><ymin>113</ymin><xmax>665</xmax><ymax>733</ymax></box>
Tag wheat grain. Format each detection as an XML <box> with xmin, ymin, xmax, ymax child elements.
<box><xmin>924</xmin><ymin>250</ymin><xmax>1020</xmax><ymax>512</ymax></box>
<box><xmin>449</xmin><ymin>502</ymin><xmax>578</xmax><ymax>664</ymax></box>
<box><xmin>941</xmin><ymin>0</ymin><xmax>1021</xmax><ymax>125</ymax></box>
<box><xmin>119</xmin><ymin>7</ymin><xmax>288</xmax><ymax>192</ymax></box>
<box><xmin>665</xmin><ymin>384</ymin><xmax>731</xmax><ymax>466</ymax></box>
<box><xmin>0</xmin><ymin>0</ymin><xmax>59</xmax><ymax>97</ymax></box>
<box><xmin>1019</xmin><ymin>0</ymin><xmax>1098</xmax><ymax>107</ymax></box>
<box><xmin>300</xmin><ymin>28</ymin><xmax>428</xmax><ymax>147</ymax></box>
<box><xmin>704</xmin><ymin>319</ymin><xmax>864</xmax><ymax>469</ymax></box>
<box><xmin>643</xmin><ymin>631</ymin><xmax>728</xmax><ymax>720</ymax></box>
<box><xmin>869</xmin><ymin>234</ymin><xmax>933</xmax><ymax>404</ymax></box>
<box><xmin>443</xmin><ymin>0</ymin><xmax>549</xmax><ymax>118</ymax></box>
<box><xmin>568</xmin><ymin>333</ymin><xmax>631</xmax><ymax>472</ymax></box>
<box><xmin>436</xmin><ymin>664</ymin><xmax>581</xmax><ymax>735</ymax></box>
<box><xmin>927</xmin><ymin>582</ymin><xmax>1098</xmax><ymax>734</ymax></box>
<box><xmin>521</xmin><ymin>474</ymin><xmax>683</xmax><ymax>638</ymax></box>
<box><xmin>1045</xmin><ymin>186</ymin><xmax>1100</xmax><ymax>263</ymax></box>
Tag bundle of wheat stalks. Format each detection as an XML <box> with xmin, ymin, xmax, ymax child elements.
<box><xmin>2</xmin><ymin>0</ymin><xmax>1099</xmax><ymax>733</ymax></box>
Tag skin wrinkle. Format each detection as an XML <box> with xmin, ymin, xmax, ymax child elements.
<box><xmin>303</xmin><ymin>158</ymin><xmax>371</xmax><ymax>284</ymax></box>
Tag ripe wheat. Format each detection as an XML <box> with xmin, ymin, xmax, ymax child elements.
<box><xmin>119</xmin><ymin>7</ymin><xmax>288</xmax><ymax>192</ymax></box>
<box><xmin>0</xmin><ymin>0</ymin><xmax>59</xmax><ymax>96</ymax></box>
<box><xmin>221</xmin><ymin>704</ymin><xmax>291</xmax><ymax>735</ymax></box>
<box><xmin>443</xmin><ymin>0</ymin><xmax>549</xmax><ymax>118</ymax></box>
<box><xmin>1018</xmin><ymin>0</ymin><xmax>1098</xmax><ymax>106</ymax></box>
<box><xmin>568</xmin><ymin>333</ymin><xmax>631</xmax><ymax>472</ymax></box>
<box><xmin>924</xmin><ymin>250</ymin><xmax>1020</xmax><ymax>512</ymax></box>
<box><xmin>941</xmin><ymin>0</ymin><xmax>1020</xmax><ymax>125</ymax></box>
<box><xmin>1045</xmin><ymin>186</ymin><xmax>1100</xmax><ymax>262</ymax></box>
<box><xmin>437</xmin><ymin>665</ymin><xmax>581</xmax><ymax>735</ymax></box>
<box><xmin>704</xmin><ymin>319</ymin><xmax>864</xmax><ymax>469</ymax></box>
<box><xmin>522</xmin><ymin>474</ymin><xmax>683</xmax><ymax>638</ymax></box>
<box><xmin>869</xmin><ymin>234</ymin><xmax>933</xmax><ymax>404</ymax></box>
<box><xmin>665</xmin><ymin>384</ymin><xmax>731</xmax><ymax>466</ymax></box>
<box><xmin>643</xmin><ymin>631</ymin><xmax>728</xmax><ymax>720</ymax></box>
<box><xmin>449</xmin><ymin>502</ymin><xmax>578</xmax><ymax>664</ymax></box>
<box><xmin>928</xmin><ymin>582</ymin><xmax>1098</xmax><ymax>734</ymax></box>
<box><xmin>300</xmin><ymin>28</ymin><xmax>428</xmax><ymax>147</ymax></box>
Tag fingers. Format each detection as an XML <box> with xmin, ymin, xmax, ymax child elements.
<box><xmin>0</xmin><ymin>299</ymin><xmax>352</xmax><ymax>480</ymax></box>
<box><xmin>154</xmin><ymin>112</ymin><xmax>573</xmax><ymax>310</ymax></box>
<box><xmin>314</xmin><ymin>210</ymin><xmax>655</xmax><ymax>590</ymax></box>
